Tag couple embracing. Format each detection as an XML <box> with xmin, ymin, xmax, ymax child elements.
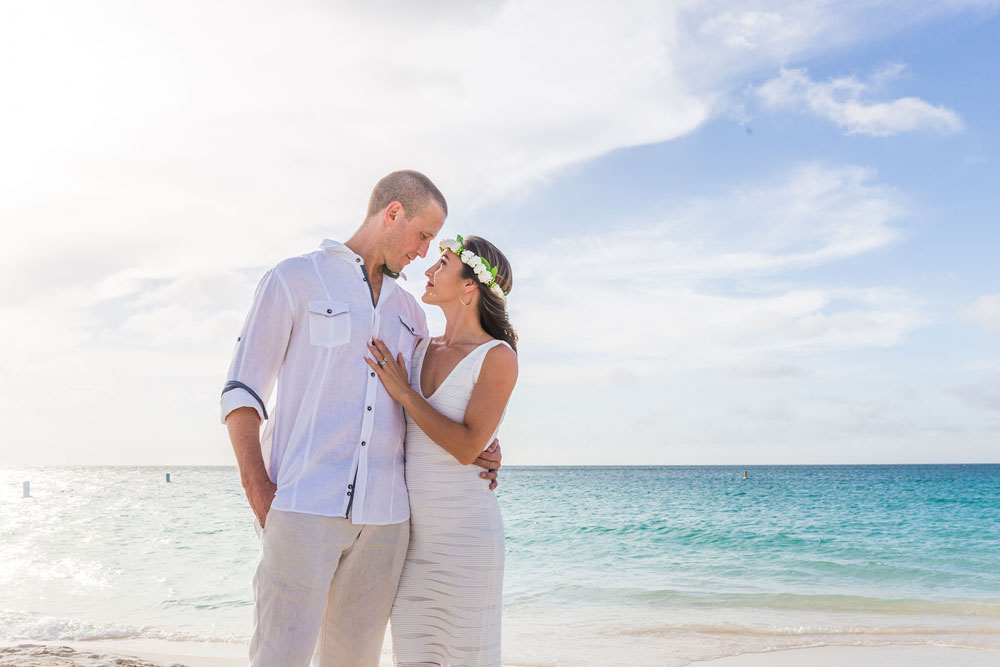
<box><xmin>221</xmin><ymin>170</ymin><xmax>518</xmax><ymax>667</ymax></box>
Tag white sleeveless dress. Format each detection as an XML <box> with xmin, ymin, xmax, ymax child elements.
<box><xmin>391</xmin><ymin>338</ymin><xmax>508</xmax><ymax>667</ymax></box>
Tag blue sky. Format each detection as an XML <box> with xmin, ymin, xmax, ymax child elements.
<box><xmin>1</xmin><ymin>1</ymin><xmax>998</xmax><ymax>465</ymax></box>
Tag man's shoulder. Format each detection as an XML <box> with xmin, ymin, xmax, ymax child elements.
<box><xmin>253</xmin><ymin>251</ymin><xmax>334</xmax><ymax>309</ymax></box>
<box><xmin>269</xmin><ymin>249</ymin><xmax>331</xmax><ymax>284</ymax></box>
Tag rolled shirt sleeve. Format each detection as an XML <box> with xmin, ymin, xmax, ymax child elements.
<box><xmin>220</xmin><ymin>267</ymin><xmax>294</xmax><ymax>424</ymax></box>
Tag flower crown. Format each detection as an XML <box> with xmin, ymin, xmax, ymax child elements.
<box><xmin>439</xmin><ymin>235</ymin><xmax>508</xmax><ymax>301</ymax></box>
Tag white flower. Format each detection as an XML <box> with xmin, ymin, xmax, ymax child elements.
<box><xmin>439</xmin><ymin>238</ymin><xmax>462</xmax><ymax>254</ymax></box>
<box><xmin>447</xmin><ymin>240</ymin><xmax>506</xmax><ymax>302</ymax></box>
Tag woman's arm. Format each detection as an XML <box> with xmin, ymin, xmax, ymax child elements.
<box><xmin>366</xmin><ymin>339</ymin><xmax>518</xmax><ymax>465</ymax></box>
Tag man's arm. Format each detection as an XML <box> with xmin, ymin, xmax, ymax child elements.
<box><xmin>227</xmin><ymin>407</ymin><xmax>276</xmax><ymax>527</ymax></box>
<box><xmin>221</xmin><ymin>266</ymin><xmax>294</xmax><ymax>525</ymax></box>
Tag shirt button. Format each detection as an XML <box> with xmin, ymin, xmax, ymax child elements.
<box><xmin>356</xmin><ymin>258</ymin><xmax>361</xmax><ymax>263</ymax></box>
<box><xmin>361</xmin><ymin>441</ymin><xmax>366</xmax><ymax>446</ymax></box>
<box><xmin>348</xmin><ymin>484</ymin><xmax>353</xmax><ymax>489</ymax></box>
<box><xmin>371</xmin><ymin>372</ymin><xmax>375</xmax><ymax>377</ymax></box>
<box><xmin>327</xmin><ymin>308</ymin><xmax>333</xmax><ymax>314</ymax></box>
<box><xmin>363</xmin><ymin>276</ymin><xmax>368</xmax><ymax>282</ymax></box>
<box><xmin>346</xmin><ymin>491</ymin><xmax>352</xmax><ymax>496</ymax></box>
<box><xmin>367</xmin><ymin>406</ymin><xmax>372</xmax><ymax>411</ymax></box>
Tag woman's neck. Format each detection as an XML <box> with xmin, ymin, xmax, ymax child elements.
<box><xmin>438</xmin><ymin>300</ymin><xmax>490</xmax><ymax>347</ymax></box>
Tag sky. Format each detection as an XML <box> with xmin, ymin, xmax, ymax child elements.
<box><xmin>1</xmin><ymin>1</ymin><xmax>998</xmax><ymax>466</ymax></box>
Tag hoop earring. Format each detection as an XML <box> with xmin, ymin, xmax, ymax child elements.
<box><xmin>460</xmin><ymin>293</ymin><xmax>472</xmax><ymax>306</ymax></box>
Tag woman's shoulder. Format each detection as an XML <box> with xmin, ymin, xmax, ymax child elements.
<box><xmin>484</xmin><ymin>338</ymin><xmax>515</xmax><ymax>356</ymax></box>
<box><xmin>478</xmin><ymin>339</ymin><xmax>518</xmax><ymax>380</ymax></box>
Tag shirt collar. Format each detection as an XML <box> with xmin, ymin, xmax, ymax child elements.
<box><xmin>319</xmin><ymin>239</ymin><xmax>407</xmax><ymax>281</ymax></box>
<box><xmin>319</xmin><ymin>238</ymin><xmax>354</xmax><ymax>257</ymax></box>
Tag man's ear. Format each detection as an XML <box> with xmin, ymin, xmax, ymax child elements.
<box><xmin>384</xmin><ymin>201</ymin><xmax>404</xmax><ymax>227</ymax></box>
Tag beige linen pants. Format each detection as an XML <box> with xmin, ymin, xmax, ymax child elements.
<box><xmin>250</xmin><ymin>509</ymin><xmax>409</xmax><ymax>667</ymax></box>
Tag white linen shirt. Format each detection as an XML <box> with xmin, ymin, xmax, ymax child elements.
<box><xmin>221</xmin><ymin>239</ymin><xmax>428</xmax><ymax>525</ymax></box>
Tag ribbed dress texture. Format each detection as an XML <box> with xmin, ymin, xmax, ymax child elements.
<box><xmin>390</xmin><ymin>338</ymin><xmax>508</xmax><ymax>667</ymax></box>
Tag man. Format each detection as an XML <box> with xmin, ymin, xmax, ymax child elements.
<box><xmin>221</xmin><ymin>170</ymin><xmax>501</xmax><ymax>666</ymax></box>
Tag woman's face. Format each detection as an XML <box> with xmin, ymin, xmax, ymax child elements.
<box><xmin>423</xmin><ymin>250</ymin><xmax>469</xmax><ymax>305</ymax></box>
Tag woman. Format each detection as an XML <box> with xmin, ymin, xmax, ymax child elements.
<box><xmin>366</xmin><ymin>235</ymin><xmax>518</xmax><ymax>667</ymax></box>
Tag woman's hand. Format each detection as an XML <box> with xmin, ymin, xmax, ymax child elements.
<box><xmin>366</xmin><ymin>338</ymin><xmax>412</xmax><ymax>404</ymax></box>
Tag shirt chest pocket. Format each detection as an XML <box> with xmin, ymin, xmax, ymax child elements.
<box><xmin>398</xmin><ymin>315</ymin><xmax>418</xmax><ymax>365</ymax></box>
<box><xmin>308</xmin><ymin>301</ymin><xmax>351</xmax><ymax>348</ymax></box>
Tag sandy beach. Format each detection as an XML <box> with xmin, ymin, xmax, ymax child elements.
<box><xmin>698</xmin><ymin>644</ymin><xmax>1000</xmax><ymax>666</ymax></box>
<box><xmin>0</xmin><ymin>641</ymin><xmax>246</xmax><ymax>667</ymax></box>
<box><xmin>3</xmin><ymin>641</ymin><xmax>999</xmax><ymax>667</ymax></box>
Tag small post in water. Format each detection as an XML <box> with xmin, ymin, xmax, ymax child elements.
<box><xmin>166</xmin><ymin>473</ymin><xmax>171</xmax><ymax>483</ymax></box>
<box><xmin>23</xmin><ymin>481</ymin><xmax>30</xmax><ymax>497</ymax></box>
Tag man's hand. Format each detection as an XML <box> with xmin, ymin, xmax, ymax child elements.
<box><xmin>226</xmin><ymin>406</ymin><xmax>276</xmax><ymax>527</ymax></box>
<box><xmin>245</xmin><ymin>475</ymin><xmax>277</xmax><ymax>528</ymax></box>
<box><xmin>474</xmin><ymin>439</ymin><xmax>502</xmax><ymax>490</ymax></box>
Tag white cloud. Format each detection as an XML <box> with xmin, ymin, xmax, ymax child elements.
<box><xmin>697</xmin><ymin>10</ymin><xmax>792</xmax><ymax>51</ymax></box>
<box><xmin>723</xmin><ymin>359</ymin><xmax>814</xmax><ymax>379</ymax></box>
<box><xmin>952</xmin><ymin>375</ymin><xmax>1000</xmax><ymax>414</ymax></box>
<box><xmin>678</xmin><ymin>1</ymin><xmax>999</xmax><ymax>94</ymax></box>
<box><xmin>963</xmin><ymin>293</ymin><xmax>1000</xmax><ymax>331</ymax></box>
<box><xmin>1</xmin><ymin>1</ymin><xmax>986</xmax><ymax>287</ymax></box>
<box><xmin>753</xmin><ymin>66</ymin><xmax>963</xmax><ymax>136</ymax></box>
<box><xmin>512</xmin><ymin>163</ymin><xmax>918</xmax><ymax>382</ymax></box>
<box><xmin>0</xmin><ymin>0</ymin><xmax>712</xmax><ymax>286</ymax></box>
<box><xmin>501</xmin><ymin>369</ymin><xmax>1000</xmax><ymax>465</ymax></box>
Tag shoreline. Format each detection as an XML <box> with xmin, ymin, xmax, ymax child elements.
<box><xmin>0</xmin><ymin>640</ymin><xmax>538</xmax><ymax>667</ymax></box>
<box><xmin>3</xmin><ymin>640</ymin><xmax>998</xmax><ymax>667</ymax></box>
<box><xmin>0</xmin><ymin>640</ymin><xmax>247</xmax><ymax>667</ymax></box>
<box><xmin>696</xmin><ymin>644</ymin><xmax>1000</xmax><ymax>666</ymax></box>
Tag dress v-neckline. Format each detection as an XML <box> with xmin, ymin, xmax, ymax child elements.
<box><xmin>419</xmin><ymin>339</ymin><xmax>496</xmax><ymax>400</ymax></box>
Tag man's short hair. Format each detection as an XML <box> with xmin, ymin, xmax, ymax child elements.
<box><xmin>366</xmin><ymin>170</ymin><xmax>448</xmax><ymax>220</ymax></box>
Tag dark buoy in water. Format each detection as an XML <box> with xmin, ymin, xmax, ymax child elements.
<box><xmin>166</xmin><ymin>473</ymin><xmax>171</xmax><ymax>483</ymax></box>
<box><xmin>743</xmin><ymin>470</ymin><xmax>749</xmax><ymax>480</ymax></box>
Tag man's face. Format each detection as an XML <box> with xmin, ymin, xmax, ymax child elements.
<box><xmin>385</xmin><ymin>200</ymin><xmax>445</xmax><ymax>273</ymax></box>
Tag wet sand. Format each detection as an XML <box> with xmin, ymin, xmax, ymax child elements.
<box><xmin>3</xmin><ymin>640</ymin><xmax>998</xmax><ymax>666</ymax></box>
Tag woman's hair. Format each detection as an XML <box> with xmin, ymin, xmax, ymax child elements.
<box><xmin>459</xmin><ymin>236</ymin><xmax>518</xmax><ymax>352</ymax></box>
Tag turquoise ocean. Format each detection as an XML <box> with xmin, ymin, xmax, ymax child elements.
<box><xmin>2</xmin><ymin>465</ymin><xmax>999</xmax><ymax>666</ymax></box>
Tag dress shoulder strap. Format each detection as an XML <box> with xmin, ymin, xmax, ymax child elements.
<box><xmin>471</xmin><ymin>340</ymin><xmax>511</xmax><ymax>385</ymax></box>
